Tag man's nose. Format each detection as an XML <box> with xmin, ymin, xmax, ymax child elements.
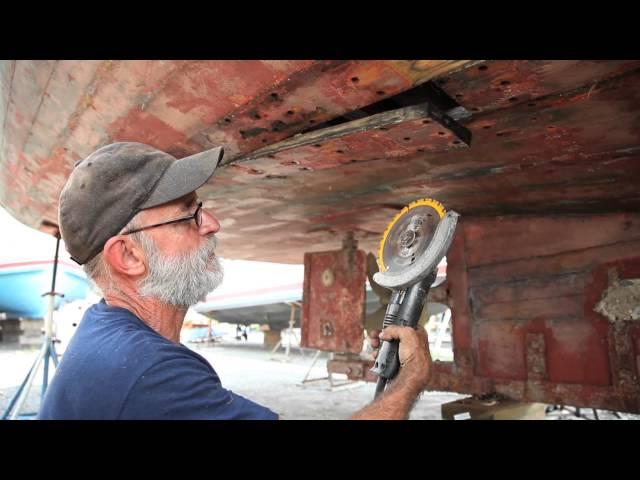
<box><xmin>199</xmin><ymin>208</ymin><xmax>220</xmax><ymax>236</ymax></box>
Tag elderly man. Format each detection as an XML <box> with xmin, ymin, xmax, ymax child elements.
<box><xmin>39</xmin><ymin>142</ymin><xmax>432</xmax><ymax>420</ymax></box>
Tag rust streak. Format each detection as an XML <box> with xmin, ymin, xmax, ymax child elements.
<box><xmin>19</xmin><ymin>61</ymin><xmax>57</xmax><ymax>155</ymax></box>
<box><xmin>42</xmin><ymin>60</ymin><xmax>105</xmax><ymax>163</ymax></box>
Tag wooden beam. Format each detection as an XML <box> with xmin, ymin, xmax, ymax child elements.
<box><xmin>386</xmin><ymin>60</ymin><xmax>481</xmax><ymax>87</ymax></box>
<box><xmin>225</xmin><ymin>101</ymin><xmax>471</xmax><ymax>166</ymax></box>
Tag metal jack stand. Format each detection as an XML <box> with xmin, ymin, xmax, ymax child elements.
<box><xmin>269</xmin><ymin>302</ymin><xmax>306</xmax><ymax>362</ymax></box>
<box><xmin>299</xmin><ymin>350</ymin><xmax>325</xmax><ymax>384</ymax></box>
<box><xmin>2</xmin><ymin>233</ymin><xmax>63</xmax><ymax>420</ymax></box>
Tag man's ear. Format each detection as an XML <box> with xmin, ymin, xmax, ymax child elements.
<box><xmin>103</xmin><ymin>235</ymin><xmax>147</xmax><ymax>278</ymax></box>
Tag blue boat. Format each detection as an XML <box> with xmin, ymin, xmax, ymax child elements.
<box><xmin>0</xmin><ymin>260</ymin><xmax>89</xmax><ymax>319</ymax></box>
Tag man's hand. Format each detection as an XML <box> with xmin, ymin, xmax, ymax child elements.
<box><xmin>351</xmin><ymin>325</ymin><xmax>432</xmax><ymax>420</ymax></box>
<box><xmin>379</xmin><ymin>325</ymin><xmax>432</xmax><ymax>391</ymax></box>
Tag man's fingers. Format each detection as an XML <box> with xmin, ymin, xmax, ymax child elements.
<box><xmin>377</xmin><ymin>325</ymin><xmax>432</xmax><ymax>389</ymax></box>
<box><xmin>368</xmin><ymin>329</ymin><xmax>381</xmax><ymax>349</ymax></box>
<box><xmin>379</xmin><ymin>325</ymin><xmax>415</xmax><ymax>342</ymax></box>
<box><xmin>379</xmin><ymin>325</ymin><xmax>429</xmax><ymax>345</ymax></box>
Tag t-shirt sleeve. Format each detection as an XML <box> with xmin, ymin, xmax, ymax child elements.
<box><xmin>118</xmin><ymin>355</ymin><xmax>278</xmax><ymax>420</ymax></box>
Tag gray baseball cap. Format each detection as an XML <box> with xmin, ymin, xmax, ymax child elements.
<box><xmin>59</xmin><ymin>142</ymin><xmax>224</xmax><ymax>265</ymax></box>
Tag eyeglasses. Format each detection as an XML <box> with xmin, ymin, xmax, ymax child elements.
<box><xmin>122</xmin><ymin>202</ymin><xmax>203</xmax><ymax>236</ymax></box>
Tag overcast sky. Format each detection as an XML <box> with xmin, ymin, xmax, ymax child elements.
<box><xmin>0</xmin><ymin>206</ymin><xmax>63</xmax><ymax>263</ymax></box>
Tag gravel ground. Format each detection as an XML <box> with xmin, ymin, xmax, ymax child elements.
<box><xmin>1</xmin><ymin>341</ymin><xmax>638</xmax><ymax>420</ymax></box>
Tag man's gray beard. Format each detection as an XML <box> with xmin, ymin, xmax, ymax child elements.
<box><xmin>137</xmin><ymin>233</ymin><xmax>223</xmax><ymax>308</ymax></box>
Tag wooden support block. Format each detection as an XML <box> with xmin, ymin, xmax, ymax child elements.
<box><xmin>0</xmin><ymin>319</ymin><xmax>22</xmax><ymax>344</ymax></box>
<box><xmin>442</xmin><ymin>397</ymin><xmax>547</xmax><ymax>420</ymax></box>
<box><xmin>263</xmin><ymin>329</ymin><xmax>282</xmax><ymax>350</ymax></box>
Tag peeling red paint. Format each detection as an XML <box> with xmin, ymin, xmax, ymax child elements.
<box><xmin>4</xmin><ymin>60</ymin><xmax>640</xmax><ymax>254</ymax></box>
<box><xmin>3</xmin><ymin>60</ymin><xmax>640</xmax><ymax>410</ymax></box>
<box><xmin>301</xmin><ymin>246</ymin><xmax>366</xmax><ymax>353</ymax></box>
<box><xmin>108</xmin><ymin>110</ymin><xmax>188</xmax><ymax>152</ymax></box>
<box><xmin>438</xmin><ymin>215</ymin><xmax>640</xmax><ymax>412</ymax></box>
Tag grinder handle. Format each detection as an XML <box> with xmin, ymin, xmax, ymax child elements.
<box><xmin>371</xmin><ymin>270</ymin><xmax>437</xmax><ymax>398</ymax></box>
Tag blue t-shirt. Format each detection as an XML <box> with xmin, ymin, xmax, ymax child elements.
<box><xmin>39</xmin><ymin>300</ymin><xmax>278</xmax><ymax>420</ymax></box>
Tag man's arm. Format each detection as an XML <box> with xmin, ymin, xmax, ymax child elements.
<box><xmin>350</xmin><ymin>325</ymin><xmax>432</xmax><ymax>420</ymax></box>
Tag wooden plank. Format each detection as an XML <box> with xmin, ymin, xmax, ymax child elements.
<box><xmin>82</xmin><ymin>60</ymin><xmax>187</xmax><ymax>157</ymax></box>
<box><xmin>441</xmin><ymin>397</ymin><xmax>547</xmax><ymax>420</ymax></box>
<box><xmin>436</xmin><ymin>60</ymin><xmax>640</xmax><ymax>116</ymax></box>
<box><xmin>469</xmin><ymin>239</ymin><xmax>640</xmax><ymax>287</ymax></box>
<box><xmin>446</xmin><ymin>225</ymin><xmax>473</xmax><ymax>354</ymax></box>
<box><xmin>386</xmin><ymin>60</ymin><xmax>479</xmax><ymax>87</ymax></box>
<box><xmin>199</xmin><ymin>61</ymin><xmax>474</xmax><ymax>163</ymax></box>
<box><xmin>544</xmin><ymin>317</ymin><xmax>611</xmax><ymax>386</ymax></box>
<box><xmin>149</xmin><ymin>60</ymin><xmax>316</xmax><ymax>158</ymax></box>
<box><xmin>22</xmin><ymin>61</ymin><xmax>101</xmax><ymax>161</ymax></box>
<box><xmin>473</xmin><ymin>295</ymin><xmax>583</xmax><ymax>322</ymax></box>
<box><xmin>488</xmin><ymin>378</ymin><xmax>637</xmax><ymax>412</ymax></box>
<box><xmin>475</xmin><ymin>319</ymin><xmax>527</xmax><ymax>380</ymax></box>
<box><xmin>474</xmin><ymin>315</ymin><xmax>611</xmax><ymax>385</ymax></box>
<box><xmin>226</xmin><ymin>100</ymin><xmax>470</xmax><ymax>166</ymax></box>
<box><xmin>2</xmin><ymin>61</ymin><xmax>55</xmax><ymax>168</ymax></box>
<box><xmin>464</xmin><ymin>213</ymin><xmax>640</xmax><ymax>268</ymax></box>
<box><xmin>20</xmin><ymin>61</ymin><xmax>103</xmax><ymax>209</ymax></box>
<box><xmin>300</xmin><ymin>249</ymin><xmax>366</xmax><ymax>353</ymax></box>
<box><xmin>471</xmin><ymin>273</ymin><xmax>586</xmax><ymax>306</ymax></box>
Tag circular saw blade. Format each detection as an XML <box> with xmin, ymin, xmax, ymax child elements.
<box><xmin>377</xmin><ymin>199</ymin><xmax>446</xmax><ymax>274</ymax></box>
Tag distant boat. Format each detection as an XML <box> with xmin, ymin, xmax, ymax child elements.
<box><xmin>0</xmin><ymin>260</ymin><xmax>89</xmax><ymax>319</ymax></box>
<box><xmin>193</xmin><ymin>259</ymin><xmax>447</xmax><ymax>329</ymax></box>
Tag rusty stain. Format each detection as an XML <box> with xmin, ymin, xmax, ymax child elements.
<box><xmin>296</xmin><ymin>220</ymin><xmax>640</xmax><ymax>412</ymax></box>
<box><xmin>2</xmin><ymin>60</ymin><xmax>640</xmax><ymax>261</ymax></box>
<box><xmin>4</xmin><ymin>60</ymin><xmax>640</xmax><ymax>411</ymax></box>
<box><xmin>301</xmin><ymin>245</ymin><xmax>366</xmax><ymax>354</ymax></box>
<box><xmin>427</xmin><ymin>216</ymin><xmax>640</xmax><ymax>412</ymax></box>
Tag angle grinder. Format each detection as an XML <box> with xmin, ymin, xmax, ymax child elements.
<box><xmin>370</xmin><ymin>198</ymin><xmax>459</xmax><ymax>398</ymax></box>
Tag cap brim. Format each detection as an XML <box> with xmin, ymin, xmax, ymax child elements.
<box><xmin>140</xmin><ymin>146</ymin><xmax>224</xmax><ymax>209</ymax></box>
